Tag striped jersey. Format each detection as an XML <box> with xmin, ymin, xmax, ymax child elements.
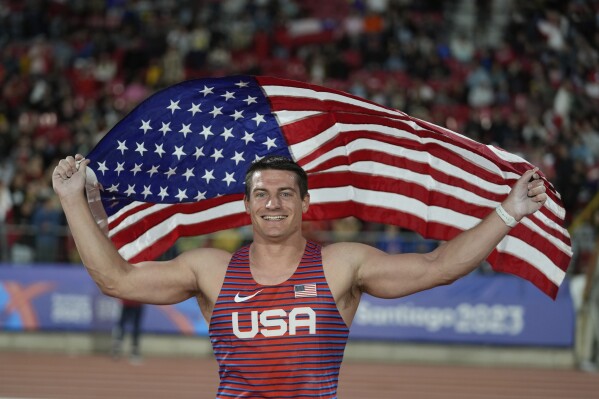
<box><xmin>209</xmin><ymin>240</ymin><xmax>350</xmax><ymax>398</ymax></box>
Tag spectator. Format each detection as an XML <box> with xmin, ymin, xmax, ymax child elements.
<box><xmin>0</xmin><ymin>181</ymin><xmax>12</xmax><ymax>261</ymax></box>
<box><xmin>450</xmin><ymin>31</ymin><xmax>475</xmax><ymax>64</ymax></box>
<box><xmin>111</xmin><ymin>299</ymin><xmax>145</xmax><ymax>364</ymax></box>
<box><xmin>0</xmin><ymin>182</ymin><xmax>13</xmax><ymax>223</ymax></box>
<box><xmin>30</xmin><ymin>194</ymin><xmax>62</xmax><ymax>263</ymax></box>
<box><xmin>160</xmin><ymin>45</ymin><xmax>185</xmax><ymax>87</ymax></box>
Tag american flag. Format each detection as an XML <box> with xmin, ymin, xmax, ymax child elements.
<box><xmin>85</xmin><ymin>75</ymin><xmax>572</xmax><ymax>299</ymax></box>
<box><xmin>294</xmin><ymin>283</ymin><xmax>318</xmax><ymax>298</ymax></box>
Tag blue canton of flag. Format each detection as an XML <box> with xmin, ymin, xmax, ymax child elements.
<box><xmin>87</xmin><ymin>77</ymin><xmax>291</xmax><ymax>214</ymax></box>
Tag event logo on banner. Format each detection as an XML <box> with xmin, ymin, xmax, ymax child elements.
<box><xmin>350</xmin><ymin>273</ymin><xmax>575</xmax><ymax>347</ymax></box>
<box><xmin>0</xmin><ymin>281</ymin><xmax>56</xmax><ymax>330</ymax></box>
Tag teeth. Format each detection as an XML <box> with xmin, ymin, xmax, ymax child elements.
<box><xmin>263</xmin><ymin>216</ymin><xmax>287</xmax><ymax>221</ymax></box>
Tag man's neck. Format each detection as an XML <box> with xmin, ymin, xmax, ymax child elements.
<box><xmin>248</xmin><ymin>235</ymin><xmax>307</xmax><ymax>285</ymax></box>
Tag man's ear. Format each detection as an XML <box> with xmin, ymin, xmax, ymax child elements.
<box><xmin>244</xmin><ymin>195</ymin><xmax>250</xmax><ymax>214</ymax></box>
<box><xmin>302</xmin><ymin>193</ymin><xmax>310</xmax><ymax>213</ymax></box>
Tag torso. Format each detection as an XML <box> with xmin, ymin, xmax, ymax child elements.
<box><xmin>208</xmin><ymin>240</ymin><xmax>350</xmax><ymax>398</ymax></box>
<box><xmin>195</xmin><ymin>241</ymin><xmax>363</xmax><ymax>327</ymax></box>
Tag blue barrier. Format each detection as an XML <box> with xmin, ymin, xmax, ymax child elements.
<box><xmin>0</xmin><ymin>264</ymin><xmax>208</xmax><ymax>335</ymax></box>
<box><xmin>351</xmin><ymin>273</ymin><xmax>575</xmax><ymax>347</ymax></box>
<box><xmin>0</xmin><ymin>264</ymin><xmax>574</xmax><ymax>347</ymax></box>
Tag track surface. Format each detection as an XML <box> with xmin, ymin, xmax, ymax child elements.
<box><xmin>1</xmin><ymin>352</ymin><xmax>598</xmax><ymax>399</ymax></box>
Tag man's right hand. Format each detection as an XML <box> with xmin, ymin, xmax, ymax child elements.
<box><xmin>52</xmin><ymin>154</ymin><xmax>90</xmax><ymax>200</ymax></box>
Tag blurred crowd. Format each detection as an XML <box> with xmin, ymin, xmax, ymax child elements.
<box><xmin>0</xmin><ymin>0</ymin><xmax>598</xmax><ymax>273</ymax></box>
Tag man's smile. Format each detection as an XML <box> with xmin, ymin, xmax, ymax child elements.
<box><xmin>262</xmin><ymin>215</ymin><xmax>288</xmax><ymax>221</ymax></box>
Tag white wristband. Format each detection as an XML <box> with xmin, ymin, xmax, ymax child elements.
<box><xmin>495</xmin><ymin>205</ymin><xmax>518</xmax><ymax>228</ymax></box>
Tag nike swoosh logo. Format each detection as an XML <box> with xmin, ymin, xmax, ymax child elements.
<box><xmin>234</xmin><ymin>290</ymin><xmax>263</xmax><ymax>303</ymax></box>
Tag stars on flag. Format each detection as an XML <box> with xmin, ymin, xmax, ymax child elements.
<box><xmin>87</xmin><ymin>77</ymin><xmax>291</xmax><ymax>208</ymax></box>
<box><xmin>140</xmin><ymin>120</ymin><xmax>152</xmax><ymax>133</ymax></box>
<box><xmin>188</xmin><ymin>103</ymin><xmax>201</xmax><ymax>116</ymax></box>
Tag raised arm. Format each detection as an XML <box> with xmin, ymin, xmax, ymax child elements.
<box><xmin>326</xmin><ymin>168</ymin><xmax>548</xmax><ymax>307</ymax></box>
<box><xmin>52</xmin><ymin>154</ymin><xmax>230</xmax><ymax>305</ymax></box>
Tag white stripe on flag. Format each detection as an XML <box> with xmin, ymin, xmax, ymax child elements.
<box><xmin>116</xmin><ymin>200</ymin><xmax>246</xmax><ymax>260</ymax></box>
<box><xmin>263</xmin><ymin>85</ymin><xmax>406</xmax><ymax>118</ymax></box>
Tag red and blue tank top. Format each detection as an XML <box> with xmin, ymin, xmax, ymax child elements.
<box><xmin>209</xmin><ymin>240</ymin><xmax>350</xmax><ymax>398</ymax></box>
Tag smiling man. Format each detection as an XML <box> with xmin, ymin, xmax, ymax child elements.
<box><xmin>52</xmin><ymin>154</ymin><xmax>547</xmax><ymax>398</ymax></box>
<box><xmin>244</xmin><ymin>158</ymin><xmax>309</xmax><ymax>244</ymax></box>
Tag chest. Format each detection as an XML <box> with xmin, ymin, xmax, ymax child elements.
<box><xmin>209</xmin><ymin>244</ymin><xmax>343</xmax><ymax>340</ymax></box>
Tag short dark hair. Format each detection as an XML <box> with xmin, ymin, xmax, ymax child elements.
<box><xmin>244</xmin><ymin>155</ymin><xmax>308</xmax><ymax>198</ymax></box>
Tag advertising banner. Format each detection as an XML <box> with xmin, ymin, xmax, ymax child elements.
<box><xmin>350</xmin><ymin>273</ymin><xmax>575</xmax><ymax>347</ymax></box>
<box><xmin>1</xmin><ymin>265</ymin><xmax>574</xmax><ymax>346</ymax></box>
<box><xmin>0</xmin><ymin>265</ymin><xmax>207</xmax><ymax>335</ymax></box>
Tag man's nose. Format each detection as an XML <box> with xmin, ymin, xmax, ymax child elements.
<box><xmin>266</xmin><ymin>196</ymin><xmax>281</xmax><ymax>209</ymax></box>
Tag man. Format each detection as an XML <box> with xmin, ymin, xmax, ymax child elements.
<box><xmin>111</xmin><ymin>298</ymin><xmax>145</xmax><ymax>364</ymax></box>
<box><xmin>53</xmin><ymin>154</ymin><xmax>547</xmax><ymax>398</ymax></box>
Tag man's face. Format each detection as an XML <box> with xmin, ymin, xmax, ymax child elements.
<box><xmin>244</xmin><ymin>169</ymin><xmax>309</xmax><ymax>241</ymax></box>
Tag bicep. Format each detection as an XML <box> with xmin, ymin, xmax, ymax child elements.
<box><xmin>121</xmin><ymin>259</ymin><xmax>198</xmax><ymax>305</ymax></box>
<box><xmin>357</xmin><ymin>248</ymin><xmax>443</xmax><ymax>299</ymax></box>
<box><xmin>117</xmin><ymin>248</ymin><xmax>229</xmax><ymax>305</ymax></box>
<box><xmin>105</xmin><ymin>258</ymin><xmax>197</xmax><ymax>305</ymax></box>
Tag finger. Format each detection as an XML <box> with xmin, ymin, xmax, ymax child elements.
<box><xmin>65</xmin><ymin>155</ymin><xmax>76</xmax><ymax>166</ymax></box>
<box><xmin>53</xmin><ymin>167</ymin><xmax>69</xmax><ymax>181</ymax></box>
<box><xmin>526</xmin><ymin>167</ymin><xmax>540</xmax><ymax>182</ymax></box>
<box><xmin>531</xmin><ymin>192</ymin><xmax>548</xmax><ymax>205</ymax></box>
<box><xmin>76</xmin><ymin>158</ymin><xmax>90</xmax><ymax>171</ymax></box>
<box><xmin>65</xmin><ymin>158</ymin><xmax>78</xmax><ymax>177</ymax></box>
<box><xmin>55</xmin><ymin>159</ymin><xmax>73</xmax><ymax>178</ymax></box>
<box><xmin>527</xmin><ymin>178</ymin><xmax>545</xmax><ymax>190</ymax></box>
<box><xmin>527</xmin><ymin>184</ymin><xmax>546</xmax><ymax>198</ymax></box>
<box><xmin>525</xmin><ymin>167</ymin><xmax>540</xmax><ymax>181</ymax></box>
<box><xmin>59</xmin><ymin>157</ymin><xmax>77</xmax><ymax>176</ymax></box>
<box><xmin>56</xmin><ymin>157</ymin><xmax>87</xmax><ymax>179</ymax></box>
<box><xmin>517</xmin><ymin>168</ymin><xmax>536</xmax><ymax>185</ymax></box>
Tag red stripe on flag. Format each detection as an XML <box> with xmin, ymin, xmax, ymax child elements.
<box><xmin>108</xmin><ymin>202</ymin><xmax>155</xmax><ymax>231</ymax></box>
<box><xmin>487</xmin><ymin>251</ymin><xmax>559</xmax><ymax>299</ymax></box>
<box><xmin>268</xmin><ymin>96</ymin><xmax>404</xmax><ymax>122</ymax></box>
<box><xmin>124</xmin><ymin>212</ymin><xmax>249</xmax><ymax>263</ymax></box>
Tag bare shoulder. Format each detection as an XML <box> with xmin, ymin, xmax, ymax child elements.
<box><xmin>321</xmin><ymin>241</ymin><xmax>392</xmax><ymax>283</ymax></box>
<box><xmin>176</xmin><ymin>246</ymin><xmax>233</xmax><ymax>301</ymax></box>
<box><xmin>176</xmin><ymin>246</ymin><xmax>232</xmax><ymax>274</ymax></box>
<box><xmin>322</xmin><ymin>241</ymin><xmax>384</xmax><ymax>268</ymax></box>
<box><xmin>321</xmin><ymin>242</ymin><xmax>388</xmax><ymax>322</ymax></box>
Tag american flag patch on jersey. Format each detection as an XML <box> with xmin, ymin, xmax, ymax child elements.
<box><xmin>294</xmin><ymin>283</ymin><xmax>317</xmax><ymax>298</ymax></box>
